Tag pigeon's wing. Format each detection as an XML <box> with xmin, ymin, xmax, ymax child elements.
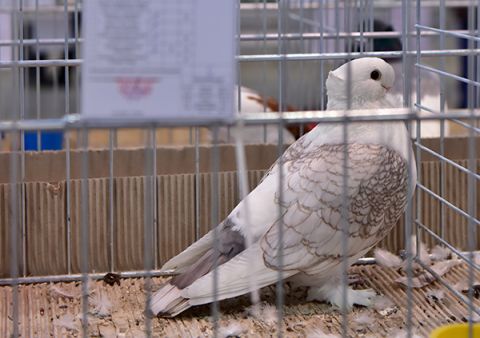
<box><xmin>261</xmin><ymin>143</ymin><xmax>409</xmax><ymax>274</ymax></box>
<box><xmin>160</xmin><ymin>229</ymin><xmax>215</xmax><ymax>272</ymax></box>
<box><xmin>260</xmin><ymin>132</ymin><xmax>314</xmax><ymax>183</ymax></box>
<box><xmin>160</xmin><ymin>132</ymin><xmax>313</xmax><ymax>273</ymax></box>
<box><xmin>181</xmin><ymin>242</ymin><xmax>298</xmax><ymax>305</ymax></box>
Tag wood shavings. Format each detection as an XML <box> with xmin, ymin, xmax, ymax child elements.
<box><xmin>465</xmin><ymin>312</ymin><xmax>480</xmax><ymax>322</ymax></box>
<box><xmin>390</xmin><ymin>329</ymin><xmax>424</xmax><ymax>338</ymax></box>
<box><xmin>90</xmin><ymin>290</ymin><xmax>113</xmax><ymax>317</ymax></box>
<box><xmin>454</xmin><ymin>281</ymin><xmax>468</xmax><ymax>292</ymax></box>
<box><xmin>396</xmin><ymin>259</ymin><xmax>461</xmax><ymax>288</ymax></box>
<box><xmin>4</xmin><ymin>267</ymin><xmax>477</xmax><ymax>337</ymax></box>
<box><xmin>53</xmin><ymin>313</ymin><xmax>78</xmax><ymax>332</ymax></box>
<box><xmin>125</xmin><ymin>328</ymin><xmax>148</xmax><ymax>337</ymax></box>
<box><xmin>430</xmin><ymin>259</ymin><xmax>461</xmax><ymax>275</ymax></box>
<box><xmin>374</xmin><ymin>248</ymin><xmax>403</xmax><ymax>268</ymax></box>
<box><xmin>98</xmin><ymin>324</ymin><xmax>117</xmax><ymax>338</ymax></box>
<box><xmin>218</xmin><ymin>322</ymin><xmax>247</xmax><ymax>338</ymax></box>
<box><xmin>373</xmin><ymin>296</ymin><xmax>397</xmax><ymax>316</ymax></box>
<box><xmin>75</xmin><ymin>312</ymin><xmax>101</xmax><ymax>325</ymax></box>
<box><xmin>49</xmin><ymin>284</ymin><xmax>80</xmax><ymax>299</ymax></box>
<box><xmin>306</xmin><ymin>328</ymin><xmax>341</xmax><ymax>338</ymax></box>
<box><xmin>430</xmin><ymin>245</ymin><xmax>451</xmax><ymax>261</ymax></box>
<box><xmin>353</xmin><ymin>311</ymin><xmax>375</xmax><ymax>329</ymax></box>
<box><xmin>454</xmin><ymin>280</ymin><xmax>480</xmax><ymax>298</ymax></box>
<box><xmin>426</xmin><ymin>289</ymin><xmax>445</xmax><ymax>302</ymax></box>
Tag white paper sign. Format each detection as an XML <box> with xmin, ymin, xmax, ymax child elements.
<box><xmin>82</xmin><ymin>0</ymin><xmax>236</xmax><ymax>120</ymax></box>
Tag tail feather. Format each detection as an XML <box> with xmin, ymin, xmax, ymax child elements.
<box><xmin>160</xmin><ymin>298</ymin><xmax>190</xmax><ymax>318</ymax></box>
<box><xmin>151</xmin><ymin>247</ymin><xmax>235</xmax><ymax>316</ymax></box>
<box><xmin>160</xmin><ymin>230</ymin><xmax>214</xmax><ymax>272</ymax></box>
<box><xmin>151</xmin><ymin>283</ymin><xmax>191</xmax><ymax>317</ymax></box>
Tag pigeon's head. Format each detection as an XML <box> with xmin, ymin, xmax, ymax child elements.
<box><xmin>326</xmin><ymin>57</ymin><xmax>395</xmax><ymax>105</ymax></box>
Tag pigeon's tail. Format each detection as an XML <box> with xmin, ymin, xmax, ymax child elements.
<box><xmin>151</xmin><ymin>246</ymin><xmax>236</xmax><ymax>317</ymax></box>
<box><xmin>150</xmin><ymin>283</ymin><xmax>190</xmax><ymax>317</ymax></box>
<box><xmin>151</xmin><ymin>244</ymin><xmax>299</xmax><ymax>317</ymax></box>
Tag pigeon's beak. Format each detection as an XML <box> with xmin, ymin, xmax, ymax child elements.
<box><xmin>382</xmin><ymin>85</ymin><xmax>391</xmax><ymax>91</ymax></box>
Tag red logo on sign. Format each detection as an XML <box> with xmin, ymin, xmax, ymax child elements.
<box><xmin>116</xmin><ymin>77</ymin><xmax>155</xmax><ymax>100</ymax></box>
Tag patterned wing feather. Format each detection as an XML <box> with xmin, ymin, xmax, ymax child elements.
<box><xmin>261</xmin><ymin>143</ymin><xmax>408</xmax><ymax>273</ymax></box>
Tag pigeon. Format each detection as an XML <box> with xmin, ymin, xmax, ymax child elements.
<box><xmin>150</xmin><ymin>57</ymin><xmax>417</xmax><ymax>317</ymax></box>
<box><xmin>216</xmin><ymin>86</ymin><xmax>296</xmax><ymax>145</ymax></box>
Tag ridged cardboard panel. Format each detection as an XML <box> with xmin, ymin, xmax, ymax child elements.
<box><xmin>0</xmin><ymin>184</ymin><xmax>22</xmax><ymax>278</ymax></box>
<box><xmin>157</xmin><ymin>174</ymin><xmax>196</xmax><ymax>265</ymax></box>
<box><xmin>0</xmin><ymin>144</ymin><xmax>281</xmax><ymax>184</ymax></box>
<box><xmin>114</xmin><ymin>177</ymin><xmax>145</xmax><ymax>272</ymax></box>
<box><xmin>0</xmin><ymin>142</ymin><xmax>478</xmax><ymax>277</ymax></box>
<box><xmin>379</xmin><ymin>159</ymin><xmax>480</xmax><ymax>253</ymax></box>
<box><xmin>69</xmin><ymin>179</ymin><xmax>110</xmax><ymax>274</ymax></box>
<box><xmin>25</xmin><ymin>182</ymin><xmax>66</xmax><ymax>276</ymax></box>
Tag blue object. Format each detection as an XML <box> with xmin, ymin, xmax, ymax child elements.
<box><xmin>24</xmin><ymin>131</ymin><xmax>63</xmax><ymax>151</ymax></box>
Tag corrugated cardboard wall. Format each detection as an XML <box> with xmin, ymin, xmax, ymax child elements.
<box><xmin>0</xmin><ymin>141</ymin><xmax>479</xmax><ymax>277</ymax></box>
<box><xmin>378</xmin><ymin>159</ymin><xmax>480</xmax><ymax>253</ymax></box>
<box><xmin>0</xmin><ymin>184</ymin><xmax>22</xmax><ymax>277</ymax></box>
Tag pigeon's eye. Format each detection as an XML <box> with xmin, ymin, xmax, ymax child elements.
<box><xmin>370</xmin><ymin>70</ymin><xmax>381</xmax><ymax>81</ymax></box>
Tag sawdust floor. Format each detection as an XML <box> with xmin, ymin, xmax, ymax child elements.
<box><xmin>1</xmin><ymin>263</ymin><xmax>478</xmax><ymax>337</ymax></box>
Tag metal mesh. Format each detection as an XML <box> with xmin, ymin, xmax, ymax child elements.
<box><xmin>0</xmin><ymin>0</ymin><xmax>479</xmax><ymax>337</ymax></box>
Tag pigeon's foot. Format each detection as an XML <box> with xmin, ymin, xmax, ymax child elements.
<box><xmin>306</xmin><ymin>284</ymin><xmax>376</xmax><ymax>310</ymax></box>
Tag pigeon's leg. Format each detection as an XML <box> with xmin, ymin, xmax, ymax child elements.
<box><xmin>306</xmin><ymin>281</ymin><xmax>376</xmax><ymax>310</ymax></box>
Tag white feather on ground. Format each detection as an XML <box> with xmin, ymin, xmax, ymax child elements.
<box><xmin>396</xmin><ymin>259</ymin><xmax>461</xmax><ymax>288</ymax></box>
<box><xmin>426</xmin><ymin>289</ymin><xmax>445</xmax><ymax>302</ymax></box>
<box><xmin>374</xmin><ymin>248</ymin><xmax>403</xmax><ymax>268</ymax></box>
<box><xmin>373</xmin><ymin>295</ymin><xmax>397</xmax><ymax>316</ymax></box>
<box><xmin>430</xmin><ymin>245</ymin><xmax>451</xmax><ymax>261</ymax></box>
<box><xmin>453</xmin><ymin>280</ymin><xmax>480</xmax><ymax>293</ymax></box>
<box><xmin>218</xmin><ymin>322</ymin><xmax>247</xmax><ymax>338</ymax></box>
<box><xmin>306</xmin><ymin>328</ymin><xmax>341</xmax><ymax>338</ymax></box>
<box><xmin>89</xmin><ymin>290</ymin><xmax>113</xmax><ymax>317</ymax></box>
<box><xmin>353</xmin><ymin>311</ymin><xmax>375</xmax><ymax>328</ymax></box>
<box><xmin>49</xmin><ymin>284</ymin><xmax>81</xmax><ymax>299</ymax></box>
<box><xmin>453</xmin><ymin>281</ymin><xmax>467</xmax><ymax>292</ymax></box>
<box><xmin>246</xmin><ymin>302</ymin><xmax>278</xmax><ymax>326</ymax></box>
<box><xmin>53</xmin><ymin>313</ymin><xmax>78</xmax><ymax>332</ymax></box>
<box><xmin>409</xmin><ymin>235</ymin><xmax>431</xmax><ymax>266</ymax></box>
<box><xmin>390</xmin><ymin>329</ymin><xmax>424</xmax><ymax>338</ymax></box>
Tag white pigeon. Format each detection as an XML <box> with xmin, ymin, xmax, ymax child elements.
<box><xmin>150</xmin><ymin>57</ymin><xmax>417</xmax><ymax>317</ymax></box>
<box><xmin>216</xmin><ymin>86</ymin><xmax>296</xmax><ymax>145</ymax></box>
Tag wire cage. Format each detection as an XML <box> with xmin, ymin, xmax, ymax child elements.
<box><xmin>0</xmin><ymin>0</ymin><xmax>479</xmax><ymax>337</ymax></box>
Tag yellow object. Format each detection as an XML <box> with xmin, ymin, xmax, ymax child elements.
<box><xmin>431</xmin><ymin>323</ymin><xmax>480</xmax><ymax>338</ymax></box>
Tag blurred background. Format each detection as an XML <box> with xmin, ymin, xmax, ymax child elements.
<box><xmin>0</xmin><ymin>0</ymin><xmax>476</xmax><ymax>146</ymax></box>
